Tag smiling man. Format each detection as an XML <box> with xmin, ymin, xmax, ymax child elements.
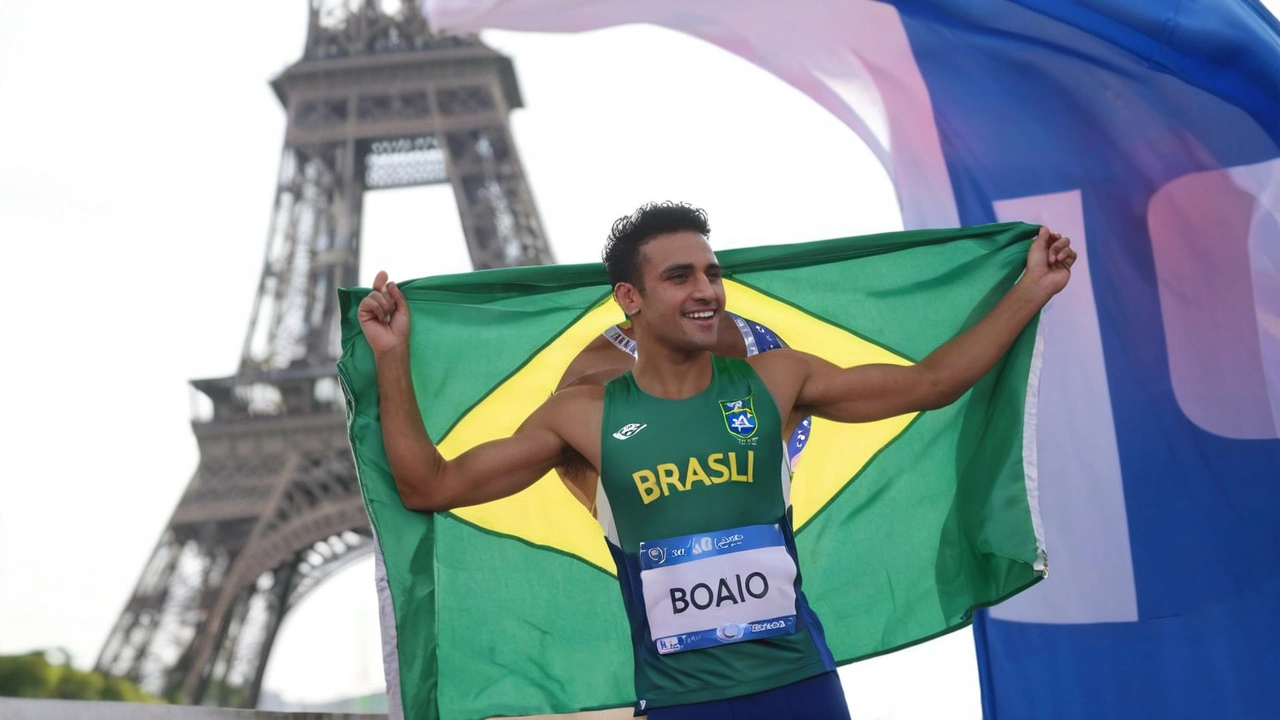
<box><xmin>359</xmin><ymin>201</ymin><xmax>1075</xmax><ymax>719</ymax></box>
<box><xmin>554</xmin><ymin>215</ymin><xmax>815</xmax><ymax>511</ymax></box>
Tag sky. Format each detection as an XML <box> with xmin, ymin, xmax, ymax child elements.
<box><xmin>3</xmin><ymin>1</ymin><xmax>1275</xmax><ymax>717</ymax></box>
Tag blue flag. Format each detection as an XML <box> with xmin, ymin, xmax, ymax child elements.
<box><xmin>425</xmin><ymin>1</ymin><xmax>1280</xmax><ymax>716</ymax></box>
<box><xmin>899</xmin><ymin>4</ymin><xmax>1280</xmax><ymax>719</ymax></box>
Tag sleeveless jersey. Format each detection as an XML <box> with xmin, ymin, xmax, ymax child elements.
<box><xmin>598</xmin><ymin>355</ymin><xmax>835</xmax><ymax>712</ymax></box>
<box><xmin>602</xmin><ymin>313</ymin><xmax>814</xmax><ymax>467</ymax></box>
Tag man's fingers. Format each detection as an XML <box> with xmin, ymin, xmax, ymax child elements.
<box><xmin>365</xmin><ymin>291</ymin><xmax>392</xmax><ymax>322</ymax></box>
<box><xmin>365</xmin><ymin>272</ymin><xmax>404</xmax><ymax>324</ymax></box>
<box><xmin>386</xmin><ymin>280</ymin><xmax>408</xmax><ymax>308</ymax></box>
<box><xmin>358</xmin><ymin>294</ymin><xmax>384</xmax><ymax>323</ymax></box>
<box><xmin>1046</xmin><ymin>235</ymin><xmax>1070</xmax><ymax>264</ymax></box>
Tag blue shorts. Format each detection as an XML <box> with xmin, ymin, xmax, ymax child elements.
<box><xmin>645</xmin><ymin>671</ymin><xmax>851</xmax><ymax>720</ymax></box>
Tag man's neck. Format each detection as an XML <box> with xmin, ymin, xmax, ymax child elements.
<box><xmin>631</xmin><ymin>349</ymin><xmax>714</xmax><ymax>400</ymax></box>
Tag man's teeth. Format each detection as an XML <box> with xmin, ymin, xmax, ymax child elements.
<box><xmin>685</xmin><ymin>311</ymin><xmax>715</xmax><ymax>319</ymax></box>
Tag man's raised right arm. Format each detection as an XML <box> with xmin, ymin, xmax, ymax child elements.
<box><xmin>360</xmin><ymin>271</ymin><xmax>569</xmax><ymax>512</ymax></box>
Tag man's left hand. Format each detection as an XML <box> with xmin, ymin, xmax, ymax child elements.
<box><xmin>1024</xmin><ymin>226</ymin><xmax>1076</xmax><ymax>299</ymax></box>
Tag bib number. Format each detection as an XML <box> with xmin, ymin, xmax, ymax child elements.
<box><xmin>638</xmin><ymin>523</ymin><xmax>798</xmax><ymax>655</ymax></box>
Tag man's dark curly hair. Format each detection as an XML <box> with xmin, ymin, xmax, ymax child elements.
<box><xmin>603</xmin><ymin>202</ymin><xmax>711</xmax><ymax>289</ymax></box>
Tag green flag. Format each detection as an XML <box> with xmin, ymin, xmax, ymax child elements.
<box><xmin>338</xmin><ymin>222</ymin><xmax>1046</xmax><ymax>720</ymax></box>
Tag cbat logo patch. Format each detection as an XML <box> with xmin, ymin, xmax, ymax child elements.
<box><xmin>720</xmin><ymin>396</ymin><xmax>758</xmax><ymax>439</ymax></box>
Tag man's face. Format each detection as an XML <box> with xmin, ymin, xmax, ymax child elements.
<box><xmin>628</xmin><ymin>231</ymin><xmax>726</xmax><ymax>353</ymax></box>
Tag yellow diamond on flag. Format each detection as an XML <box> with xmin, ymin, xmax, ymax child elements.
<box><xmin>441</xmin><ymin>279</ymin><xmax>917</xmax><ymax>575</ymax></box>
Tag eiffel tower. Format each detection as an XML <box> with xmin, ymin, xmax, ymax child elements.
<box><xmin>95</xmin><ymin>0</ymin><xmax>552</xmax><ymax>707</ymax></box>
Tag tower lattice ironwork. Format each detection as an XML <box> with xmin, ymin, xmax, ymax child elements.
<box><xmin>95</xmin><ymin>0</ymin><xmax>553</xmax><ymax>706</ymax></box>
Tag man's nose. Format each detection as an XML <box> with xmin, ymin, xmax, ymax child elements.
<box><xmin>691</xmin><ymin>273</ymin><xmax>715</xmax><ymax>299</ymax></box>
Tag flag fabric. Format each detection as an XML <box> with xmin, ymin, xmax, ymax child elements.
<box><xmin>421</xmin><ymin>1</ymin><xmax>1280</xmax><ymax>718</ymax></box>
<box><xmin>338</xmin><ymin>222</ymin><xmax>1047</xmax><ymax>720</ymax></box>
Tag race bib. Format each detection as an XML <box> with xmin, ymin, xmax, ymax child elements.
<box><xmin>638</xmin><ymin>523</ymin><xmax>798</xmax><ymax>655</ymax></box>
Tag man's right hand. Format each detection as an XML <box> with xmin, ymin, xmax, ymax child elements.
<box><xmin>358</xmin><ymin>270</ymin><xmax>410</xmax><ymax>356</ymax></box>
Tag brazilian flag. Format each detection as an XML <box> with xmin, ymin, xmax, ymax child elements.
<box><xmin>338</xmin><ymin>222</ymin><xmax>1047</xmax><ymax>720</ymax></box>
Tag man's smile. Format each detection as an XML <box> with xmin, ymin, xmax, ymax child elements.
<box><xmin>683</xmin><ymin>308</ymin><xmax>718</xmax><ymax>328</ymax></box>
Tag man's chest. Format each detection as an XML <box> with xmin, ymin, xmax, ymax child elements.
<box><xmin>599</xmin><ymin>395</ymin><xmax>778</xmax><ymax>514</ymax></box>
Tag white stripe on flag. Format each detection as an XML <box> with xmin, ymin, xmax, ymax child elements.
<box><xmin>373</xmin><ymin>535</ymin><xmax>405</xmax><ymax>720</ymax></box>
<box><xmin>1021</xmin><ymin>333</ymin><xmax>1047</xmax><ymax>574</ymax></box>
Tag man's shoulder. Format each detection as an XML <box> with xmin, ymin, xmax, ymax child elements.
<box><xmin>555</xmin><ymin>332</ymin><xmax>632</xmax><ymax>392</ymax></box>
<box><xmin>541</xmin><ymin>383</ymin><xmax>606</xmax><ymax>455</ymax></box>
<box><xmin>743</xmin><ymin>348</ymin><xmax>811</xmax><ymax>401</ymax></box>
<box><xmin>743</xmin><ymin>347</ymin><xmax>803</xmax><ymax>372</ymax></box>
<box><xmin>547</xmin><ymin>382</ymin><xmax>606</xmax><ymax>411</ymax></box>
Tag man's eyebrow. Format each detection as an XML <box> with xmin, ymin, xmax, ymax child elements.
<box><xmin>659</xmin><ymin>262</ymin><xmax>722</xmax><ymax>276</ymax></box>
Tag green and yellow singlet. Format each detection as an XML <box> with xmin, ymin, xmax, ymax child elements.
<box><xmin>597</xmin><ymin>355</ymin><xmax>836</xmax><ymax>713</ymax></box>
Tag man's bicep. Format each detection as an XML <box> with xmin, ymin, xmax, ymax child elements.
<box><xmin>436</xmin><ymin>408</ymin><xmax>568</xmax><ymax>509</ymax></box>
<box><xmin>797</xmin><ymin>356</ymin><xmax>929</xmax><ymax>423</ymax></box>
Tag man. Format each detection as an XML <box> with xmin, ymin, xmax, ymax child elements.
<box><xmin>554</xmin><ymin>272</ymin><xmax>814</xmax><ymax>510</ymax></box>
<box><xmin>359</xmin><ymin>202</ymin><xmax>1075</xmax><ymax>719</ymax></box>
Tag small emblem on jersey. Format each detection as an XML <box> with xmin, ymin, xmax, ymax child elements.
<box><xmin>691</xmin><ymin>537</ymin><xmax>714</xmax><ymax>555</ymax></box>
<box><xmin>645</xmin><ymin>546</ymin><xmax>667</xmax><ymax>565</ymax></box>
<box><xmin>655</xmin><ymin>637</ymin><xmax>682</xmax><ymax>654</ymax></box>
<box><xmin>612</xmin><ymin>422</ymin><xmax>647</xmax><ymax>440</ymax></box>
<box><xmin>716</xmin><ymin>623</ymin><xmax>746</xmax><ymax>641</ymax></box>
<box><xmin>719</xmin><ymin>396</ymin><xmax>758</xmax><ymax>439</ymax></box>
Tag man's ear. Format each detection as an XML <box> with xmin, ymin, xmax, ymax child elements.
<box><xmin>613</xmin><ymin>282</ymin><xmax>642</xmax><ymax>317</ymax></box>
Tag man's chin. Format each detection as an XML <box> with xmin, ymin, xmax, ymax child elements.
<box><xmin>652</xmin><ymin>327</ymin><xmax>717</xmax><ymax>354</ymax></box>
<box><xmin>682</xmin><ymin>333</ymin><xmax>718</xmax><ymax>354</ymax></box>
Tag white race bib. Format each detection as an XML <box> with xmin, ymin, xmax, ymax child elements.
<box><xmin>638</xmin><ymin>523</ymin><xmax>798</xmax><ymax>655</ymax></box>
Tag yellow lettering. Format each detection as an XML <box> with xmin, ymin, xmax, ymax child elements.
<box><xmin>685</xmin><ymin>457</ymin><xmax>711</xmax><ymax>488</ymax></box>
<box><xmin>657</xmin><ymin>463</ymin><xmax>683</xmax><ymax>496</ymax></box>
<box><xmin>706</xmin><ymin>453</ymin><xmax>730</xmax><ymax>483</ymax></box>
<box><xmin>633</xmin><ymin>470</ymin><xmax>660</xmax><ymax>505</ymax></box>
<box><xmin>730</xmin><ymin>452</ymin><xmax>753</xmax><ymax>483</ymax></box>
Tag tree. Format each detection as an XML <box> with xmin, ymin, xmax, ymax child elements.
<box><xmin>0</xmin><ymin>650</ymin><xmax>159</xmax><ymax>702</ymax></box>
<box><xmin>0</xmin><ymin>652</ymin><xmax>54</xmax><ymax>697</ymax></box>
<box><xmin>51</xmin><ymin>665</ymin><xmax>105</xmax><ymax>700</ymax></box>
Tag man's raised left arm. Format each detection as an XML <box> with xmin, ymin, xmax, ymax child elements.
<box><xmin>760</xmin><ymin>226</ymin><xmax>1075</xmax><ymax>424</ymax></box>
